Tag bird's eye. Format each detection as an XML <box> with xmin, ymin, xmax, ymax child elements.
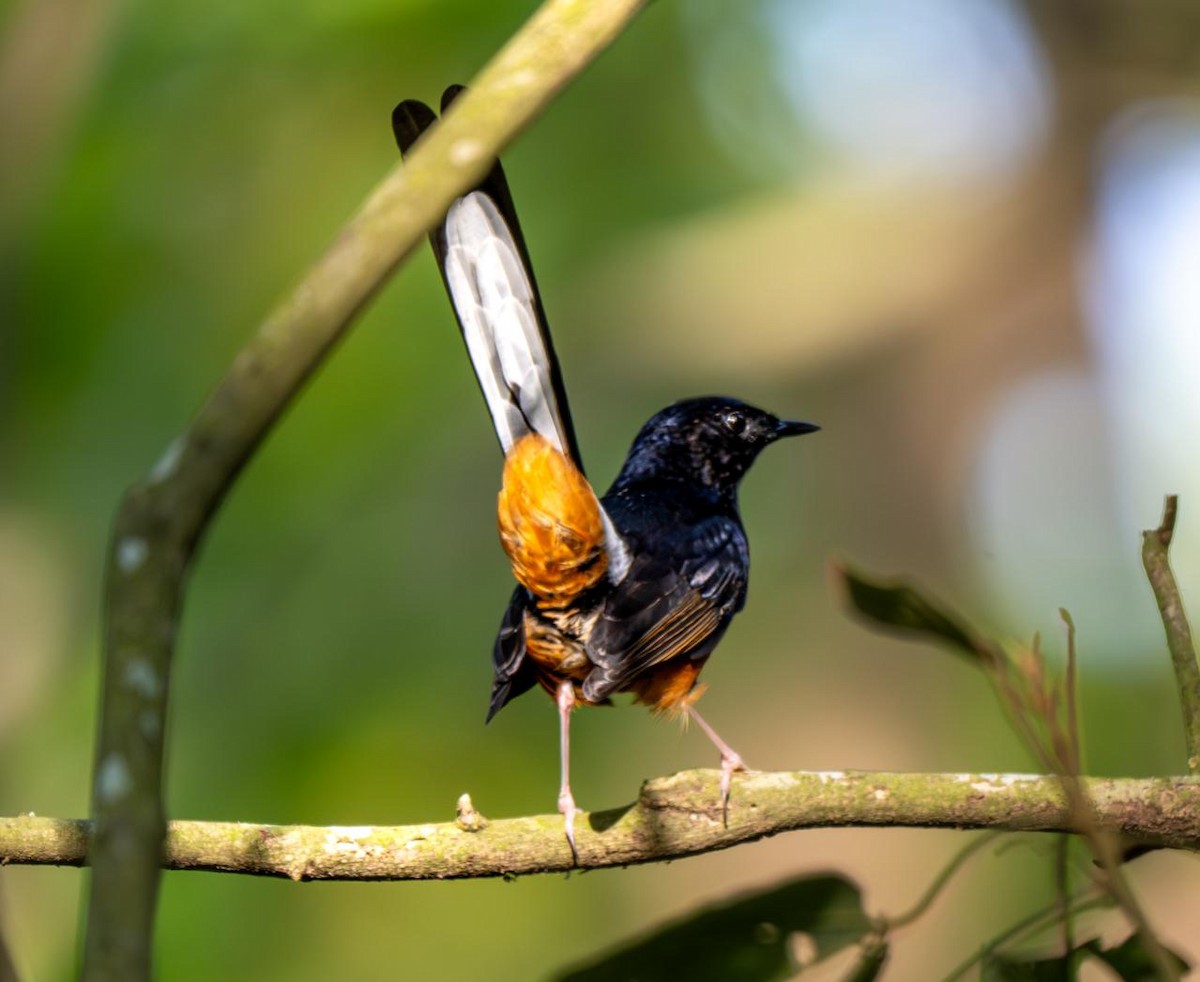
<box><xmin>722</xmin><ymin>410</ymin><xmax>746</xmax><ymax>434</ymax></box>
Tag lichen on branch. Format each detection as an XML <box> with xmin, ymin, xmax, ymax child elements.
<box><xmin>10</xmin><ymin>769</ymin><xmax>1198</xmax><ymax>883</ymax></box>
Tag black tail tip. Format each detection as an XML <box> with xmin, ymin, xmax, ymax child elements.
<box><xmin>392</xmin><ymin>85</ymin><xmax>469</xmax><ymax>155</ymax></box>
<box><xmin>391</xmin><ymin>98</ymin><xmax>438</xmax><ymax>155</ymax></box>
<box><xmin>485</xmin><ymin>687</ymin><xmax>509</xmax><ymax>724</ymax></box>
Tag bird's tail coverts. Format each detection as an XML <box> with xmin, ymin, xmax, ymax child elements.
<box><xmin>498</xmin><ymin>434</ymin><xmax>608</xmax><ymax>606</ymax></box>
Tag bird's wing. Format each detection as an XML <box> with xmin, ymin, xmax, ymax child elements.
<box><xmin>486</xmin><ymin>587</ymin><xmax>539</xmax><ymax>722</ymax></box>
<box><xmin>581</xmin><ymin>516</ymin><xmax>747</xmax><ymax>702</ymax></box>
<box><xmin>391</xmin><ymin>87</ymin><xmax>583</xmax><ymax>471</ymax></box>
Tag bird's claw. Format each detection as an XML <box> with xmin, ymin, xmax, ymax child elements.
<box><xmin>719</xmin><ymin>751</ymin><xmax>746</xmax><ymax>825</ymax></box>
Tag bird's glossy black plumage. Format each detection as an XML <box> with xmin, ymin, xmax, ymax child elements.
<box><xmin>392</xmin><ymin>88</ymin><xmax>818</xmax><ymax>854</ymax></box>
<box><xmin>488</xmin><ymin>398</ymin><xmax>817</xmax><ymax>718</ymax></box>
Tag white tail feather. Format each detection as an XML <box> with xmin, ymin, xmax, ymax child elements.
<box><xmin>443</xmin><ymin>192</ymin><xmax>571</xmax><ymax>456</ymax></box>
<box><xmin>443</xmin><ymin>191</ymin><xmax>632</xmax><ymax>585</ymax></box>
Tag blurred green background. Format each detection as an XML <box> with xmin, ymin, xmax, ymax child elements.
<box><xmin>3</xmin><ymin>0</ymin><xmax>1200</xmax><ymax>978</ymax></box>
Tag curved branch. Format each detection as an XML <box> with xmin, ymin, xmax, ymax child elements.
<box><xmin>84</xmin><ymin>1</ymin><xmax>648</xmax><ymax>977</ymax></box>
<box><xmin>1142</xmin><ymin>495</ymin><xmax>1200</xmax><ymax>774</ymax></box>
<box><xmin>15</xmin><ymin>770</ymin><xmax>1194</xmax><ymax>883</ymax></box>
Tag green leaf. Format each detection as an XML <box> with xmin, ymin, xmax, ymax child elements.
<box><xmin>982</xmin><ymin>949</ymin><xmax>1085</xmax><ymax>981</ymax></box>
<box><xmin>836</xmin><ymin>564</ymin><xmax>994</xmax><ymax>666</ymax></box>
<box><xmin>557</xmin><ymin>874</ymin><xmax>872</xmax><ymax>982</ymax></box>
<box><xmin>1094</xmin><ymin>933</ymin><xmax>1190</xmax><ymax>981</ymax></box>
<box><xmin>982</xmin><ymin>933</ymin><xmax>1190</xmax><ymax>982</ymax></box>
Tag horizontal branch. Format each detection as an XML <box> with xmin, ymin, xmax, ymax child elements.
<box><xmin>10</xmin><ymin>769</ymin><xmax>1200</xmax><ymax>881</ymax></box>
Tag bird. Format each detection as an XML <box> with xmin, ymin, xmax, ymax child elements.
<box><xmin>392</xmin><ymin>87</ymin><xmax>818</xmax><ymax>857</ymax></box>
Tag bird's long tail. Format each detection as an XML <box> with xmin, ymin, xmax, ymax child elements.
<box><xmin>391</xmin><ymin>88</ymin><xmax>583</xmax><ymax>470</ymax></box>
<box><xmin>393</xmin><ymin>89</ymin><xmax>629</xmax><ymax>590</ymax></box>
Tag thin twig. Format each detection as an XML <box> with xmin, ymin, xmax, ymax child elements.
<box><xmin>939</xmin><ymin>892</ymin><xmax>1109</xmax><ymax>982</ymax></box>
<box><xmin>1141</xmin><ymin>495</ymin><xmax>1200</xmax><ymax>774</ymax></box>
<box><xmin>888</xmin><ymin>831</ymin><xmax>1005</xmax><ymax>930</ymax></box>
<box><xmin>1087</xmin><ymin>839</ymin><xmax>1180</xmax><ymax>981</ymax></box>
<box><xmin>1061</xmin><ymin>608</ymin><xmax>1081</xmax><ymax>773</ymax></box>
<box><xmin>81</xmin><ymin>2</ymin><xmax>649</xmax><ymax>979</ymax></box>
<box><xmin>1046</xmin><ymin>622</ymin><xmax>1179</xmax><ymax>980</ymax></box>
<box><xmin>989</xmin><ymin>619</ymin><xmax>1179</xmax><ymax>978</ymax></box>
<box><xmin>1055</xmin><ymin>835</ymin><xmax>1073</xmax><ymax>960</ymax></box>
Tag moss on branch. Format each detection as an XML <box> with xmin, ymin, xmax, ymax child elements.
<box><xmin>12</xmin><ymin>770</ymin><xmax>1197</xmax><ymax>883</ymax></box>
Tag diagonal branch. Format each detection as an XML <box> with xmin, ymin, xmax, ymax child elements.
<box><xmin>1142</xmin><ymin>495</ymin><xmax>1200</xmax><ymax>774</ymax></box>
<box><xmin>11</xmin><ymin>770</ymin><xmax>1194</xmax><ymax>884</ymax></box>
<box><xmin>83</xmin><ymin>1</ymin><xmax>649</xmax><ymax>978</ymax></box>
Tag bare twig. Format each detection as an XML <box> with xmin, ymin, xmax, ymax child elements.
<box><xmin>5</xmin><ymin>771</ymin><xmax>1196</xmax><ymax>883</ymax></box>
<box><xmin>1061</xmin><ymin>609</ymin><xmax>1081</xmax><ymax>773</ymax></box>
<box><xmin>1055</xmin><ymin>835</ymin><xmax>1074</xmax><ymax>961</ymax></box>
<box><xmin>82</xmin><ymin>2</ymin><xmax>649</xmax><ymax>978</ymax></box>
<box><xmin>940</xmin><ymin>891</ymin><xmax>1110</xmax><ymax>982</ymax></box>
<box><xmin>1011</xmin><ymin>618</ymin><xmax>1179</xmax><ymax>980</ymax></box>
<box><xmin>1008</xmin><ymin>618</ymin><xmax>1180</xmax><ymax>979</ymax></box>
<box><xmin>1141</xmin><ymin>495</ymin><xmax>1200</xmax><ymax>774</ymax></box>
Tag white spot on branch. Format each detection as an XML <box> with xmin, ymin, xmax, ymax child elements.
<box><xmin>323</xmin><ymin>827</ymin><xmax>384</xmax><ymax>860</ymax></box>
<box><xmin>507</xmin><ymin>68</ymin><xmax>537</xmax><ymax>90</ymax></box>
<box><xmin>149</xmin><ymin>437</ymin><xmax>184</xmax><ymax>483</ymax></box>
<box><xmin>123</xmin><ymin>658</ymin><xmax>161</xmax><ymax>700</ymax></box>
<box><xmin>116</xmin><ymin>537</ymin><xmax>148</xmax><ymax>573</ymax></box>
<box><xmin>97</xmin><ymin>755</ymin><xmax>132</xmax><ymax>802</ymax></box>
<box><xmin>326</xmin><ymin>826</ymin><xmax>373</xmax><ymax>841</ymax></box>
<box><xmin>450</xmin><ymin>139</ymin><xmax>484</xmax><ymax>167</ymax></box>
<box><xmin>969</xmin><ymin>774</ymin><xmax>1041</xmax><ymax>793</ymax></box>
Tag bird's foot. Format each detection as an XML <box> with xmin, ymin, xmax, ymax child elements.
<box><xmin>684</xmin><ymin>703</ymin><xmax>746</xmax><ymax>826</ymax></box>
<box><xmin>719</xmin><ymin>750</ymin><xmax>746</xmax><ymax>826</ymax></box>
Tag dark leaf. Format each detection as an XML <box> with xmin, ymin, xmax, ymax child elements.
<box><xmin>557</xmin><ymin>874</ymin><xmax>871</xmax><ymax>982</ymax></box>
<box><xmin>982</xmin><ymin>932</ymin><xmax>1189</xmax><ymax>982</ymax></box>
<box><xmin>1094</xmin><ymin>932</ymin><xmax>1190</xmax><ymax>981</ymax></box>
<box><xmin>836</xmin><ymin>564</ymin><xmax>994</xmax><ymax>666</ymax></box>
<box><xmin>982</xmin><ymin>949</ymin><xmax>1085</xmax><ymax>981</ymax></box>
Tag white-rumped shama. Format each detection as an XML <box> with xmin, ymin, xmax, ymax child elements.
<box><xmin>392</xmin><ymin>87</ymin><xmax>818</xmax><ymax>856</ymax></box>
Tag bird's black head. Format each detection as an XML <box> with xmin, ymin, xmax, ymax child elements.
<box><xmin>610</xmin><ymin>396</ymin><xmax>819</xmax><ymax>501</ymax></box>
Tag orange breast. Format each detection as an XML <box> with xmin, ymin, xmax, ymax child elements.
<box><xmin>497</xmin><ymin>434</ymin><xmax>607</xmax><ymax>609</ymax></box>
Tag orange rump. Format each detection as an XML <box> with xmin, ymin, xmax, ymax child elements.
<box><xmin>497</xmin><ymin>434</ymin><xmax>607</xmax><ymax>608</ymax></box>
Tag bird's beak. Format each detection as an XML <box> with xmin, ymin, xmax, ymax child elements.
<box><xmin>774</xmin><ymin>419</ymin><xmax>820</xmax><ymax>438</ymax></box>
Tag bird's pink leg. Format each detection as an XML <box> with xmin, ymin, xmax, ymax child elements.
<box><xmin>686</xmin><ymin>704</ymin><xmax>746</xmax><ymax>822</ymax></box>
<box><xmin>556</xmin><ymin>680</ymin><xmax>580</xmax><ymax>862</ymax></box>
